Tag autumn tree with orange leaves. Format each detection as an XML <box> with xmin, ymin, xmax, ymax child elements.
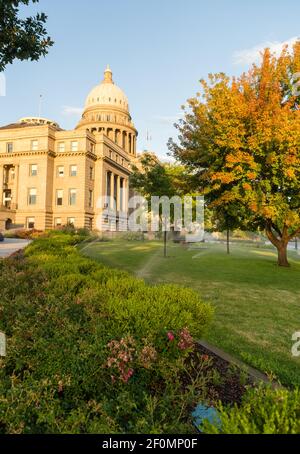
<box><xmin>169</xmin><ymin>42</ymin><xmax>300</xmax><ymax>267</ymax></box>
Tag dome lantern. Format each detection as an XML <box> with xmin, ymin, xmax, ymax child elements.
<box><xmin>103</xmin><ymin>64</ymin><xmax>113</xmax><ymax>84</ymax></box>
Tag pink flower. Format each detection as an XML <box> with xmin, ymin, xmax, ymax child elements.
<box><xmin>167</xmin><ymin>331</ymin><xmax>175</xmax><ymax>342</ymax></box>
<box><xmin>122</xmin><ymin>368</ymin><xmax>134</xmax><ymax>383</ymax></box>
<box><xmin>177</xmin><ymin>327</ymin><xmax>194</xmax><ymax>350</ymax></box>
<box><xmin>201</xmin><ymin>354</ymin><xmax>209</xmax><ymax>362</ymax></box>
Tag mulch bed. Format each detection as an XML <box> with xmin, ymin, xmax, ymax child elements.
<box><xmin>195</xmin><ymin>343</ymin><xmax>255</xmax><ymax>406</ymax></box>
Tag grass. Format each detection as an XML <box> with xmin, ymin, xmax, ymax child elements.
<box><xmin>80</xmin><ymin>238</ymin><xmax>300</xmax><ymax>387</ymax></box>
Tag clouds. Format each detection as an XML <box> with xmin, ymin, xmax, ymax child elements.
<box><xmin>62</xmin><ymin>105</ymin><xmax>82</xmax><ymax>116</ymax></box>
<box><xmin>233</xmin><ymin>36</ymin><xmax>299</xmax><ymax>65</ymax></box>
<box><xmin>153</xmin><ymin>113</ymin><xmax>183</xmax><ymax>125</ymax></box>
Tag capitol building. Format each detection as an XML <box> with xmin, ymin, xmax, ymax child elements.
<box><xmin>0</xmin><ymin>66</ymin><xmax>138</xmax><ymax>231</ymax></box>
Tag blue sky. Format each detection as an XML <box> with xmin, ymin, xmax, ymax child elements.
<box><xmin>1</xmin><ymin>0</ymin><xmax>300</xmax><ymax>158</ymax></box>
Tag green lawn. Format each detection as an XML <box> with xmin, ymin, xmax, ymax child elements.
<box><xmin>80</xmin><ymin>239</ymin><xmax>300</xmax><ymax>386</ymax></box>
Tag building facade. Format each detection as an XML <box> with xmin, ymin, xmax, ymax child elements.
<box><xmin>0</xmin><ymin>66</ymin><xmax>137</xmax><ymax>231</ymax></box>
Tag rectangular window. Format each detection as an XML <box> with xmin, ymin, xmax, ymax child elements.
<box><xmin>67</xmin><ymin>217</ymin><xmax>75</xmax><ymax>226</ymax></box>
<box><xmin>69</xmin><ymin>189</ymin><xmax>77</xmax><ymax>206</ymax></box>
<box><xmin>90</xmin><ymin>143</ymin><xmax>95</xmax><ymax>153</ymax></box>
<box><xmin>7</xmin><ymin>143</ymin><xmax>13</xmax><ymax>153</ymax></box>
<box><xmin>70</xmin><ymin>165</ymin><xmax>77</xmax><ymax>177</ymax></box>
<box><xmin>89</xmin><ymin>166</ymin><xmax>94</xmax><ymax>180</ymax></box>
<box><xmin>31</xmin><ymin>140</ymin><xmax>38</xmax><ymax>151</ymax></box>
<box><xmin>58</xmin><ymin>142</ymin><xmax>65</xmax><ymax>152</ymax></box>
<box><xmin>55</xmin><ymin>218</ymin><xmax>62</xmax><ymax>227</ymax></box>
<box><xmin>27</xmin><ymin>217</ymin><xmax>35</xmax><ymax>229</ymax></box>
<box><xmin>28</xmin><ymin>188</ymin><xmax>37</xmax><ymax>205</ymax></box>
<box><xmin>57</xmin><ymin>166</ymin><xmax>64</xmax><ymax>177</ymax></box>
<box><xmin>56</xmin><ymin>189</ymin><xmax>63</xmax><ymax>206</ymax></box>
<box><xmin>88</xmin><ymin>189</ymin><xmax>93</xmax><ymax>208</ymax></box>
<box><xmin>71</xmin><ymin>141</ymin><xmax>78</xmax><ymax>152</ymax></box>
<box><xmin>30</xmin><ymin>164</ymin><xmax>38</xmax><ymax>177</ymax></box>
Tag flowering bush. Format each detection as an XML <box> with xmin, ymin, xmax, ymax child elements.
<box><xmin>0</xmin><ymin>232</ymin><xmax>213</xmax><ymax>434</ymax></box>
<box><xmin>105</xmin><ymin>328</ymin><xmax>194</xmax><ymax>385</ymax></box>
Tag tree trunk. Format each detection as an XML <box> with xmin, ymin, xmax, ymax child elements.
<box><xmin>277</xmin><ymin>243</ymin><xmax>289</xmax><ymax>267</ymax></box>
<box><xmin>226</xmin><ymin>227</ymin><xmax>230</xmax><ymax>255</ymax></box>
<box><xmin>164</xmin><ymin>231</ymin><xmax>167</xmax><ymax>258</ymax></box>
<box><xmin>265</xmin><ymin>223</ymin><xmax>290</xmax><ymax>267</ymax></box>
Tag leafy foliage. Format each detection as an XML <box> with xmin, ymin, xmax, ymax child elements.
<box><xmin>0</xmin><ymin>0</ymin><xmax>53</xmax><ymax>71</ymax></box>
<box><xmin>169</xmin><ymin>42</ymin><xmax>300</xmax><ymax>266</ymax></box>
<box><xmin>0</xmin><ymin>232</ymin><xmax>213</xmax><ymax>433</ymax></box>
<box><xmin>203</xmin><ymin>386</ymin><xmax>300</xmax><ymax>434</ymax></box>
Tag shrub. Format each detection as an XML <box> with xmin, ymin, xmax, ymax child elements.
<box><xmin>4</xmin><ymin>229</ymin><xmax>44</xmax><ymax>240</ymax></box>
<box><xmin>0</xmin><ymin>232</ymin><xmax>213</xmax><ymax>434</ymax></box>
<box><xmin>202</xmin><ymin>386</ymin><xmax>300</xmax><ymax>434</ymax></box>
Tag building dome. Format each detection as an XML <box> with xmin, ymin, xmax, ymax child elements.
<box><xmin>77</xmin><ymin>65</ymin><xmax>137</xmax><ymax>157</ymax></box>
<box><xmin>84</xmin><ymin>65</ymin><xmax>129</xmax><ymax>111</ymax></box>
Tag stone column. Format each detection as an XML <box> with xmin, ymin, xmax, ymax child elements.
<box><xmin>14</xmin><ymin>164</ymin><xmax>19</xmax><ymax>210</ymax></box>
<box><xmin>123</xmin><ymin>179</ymin><xmax>128</xmax><ymax>213</ymax></box>
<box><xmin>0</xmin><ymin>165</ymin><xmax>3</xmax><ymax>207</ymax></box>
<box><xmin>110</xmin><ymin>172</ymin><xmax>114</xmax><ymax>209</ymax></box>
<box><xmin>116</xmin><ymin>175</ymin><xmax>121</xmax><ymax>211</ymax></box>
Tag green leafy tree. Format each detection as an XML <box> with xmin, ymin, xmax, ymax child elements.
<box><xmin>0</xmin><ymin>0</ymin><xmax>53</xmax><ymax>71</ymax></box>
<box><xmin>130</xmin><ymin>153</ymin><xmax>175</xmax><ymax>257</ymax></box>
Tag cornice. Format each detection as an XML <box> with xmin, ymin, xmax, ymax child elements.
<box><xmin>0</xmin><ymin>150</ymin><xmax>56</xmax><ymax>158</ymax></box>
<box><xmin>0</xmin><ymin>150</ymin><xmax>97</xmax><ymax>160</ymax></box>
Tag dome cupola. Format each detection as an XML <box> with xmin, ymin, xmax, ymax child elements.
<box><xmin>76</xmin><ymin>66</ymin><xmax>138</xmax><ymax>156</ymax></box>
<box><xmin>84</xmin><ymin>65</ymin><xmax>129</xmax><ymax>112</ymax></box>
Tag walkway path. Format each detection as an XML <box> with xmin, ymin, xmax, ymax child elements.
<box><xmin>0</xmin><ymin>239</ymin><xmax>31</xmax><ymax>258</ymax></box>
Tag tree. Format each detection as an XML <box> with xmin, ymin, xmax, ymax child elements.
<box><xmin>212</xmin><ymin>206</ymin><xmax>240</xmax><ymax>255</ymax></box>
<box><xmin>169</xmin><ymin>42</ymin><xmax>300</xmax><ymax>267</ymax></box>
<box><xmin>130</xmin><ymin>153</ymin><xmax>175</xmax><ymax>257</ymax></box>
<box><xmin>130</xmin><ymin>153</ymin><xmax>191</xmax><ymax>257</ymax></box>
<box><xmin>0</xmin><ymin>0</ymin><xmax>53</xmax><ymax>72</ymax></box>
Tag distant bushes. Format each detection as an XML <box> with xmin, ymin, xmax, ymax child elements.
<box><xmin>4</xmin><ymin>229</ymin><xmax>45</xmax><ymax>240</ymax></box>
<box><xmin>0</xmin><ymin>231</ymin><xmax>213</xmax><ymax>433</ymax></box>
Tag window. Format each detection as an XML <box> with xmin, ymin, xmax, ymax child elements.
<box><xmin>70</xmin><ymin>165</ymin><xmax>77</xmax><ymax>177</ymax></box>
<box><xmin>27</xmin><ymin>217</ymin><xmax>35</xmax><ymax>229</ymax></box>
<box><xmin>55</xmin><ymin>218</ymin><xmax>62</xmax><ymax>227</ymax></box>
<box><xmin>88</xmin><ymin>218</ymin><xmax>93</xmax><ymax>230</ymax></box>
<box><xmin>90</xmin><ymin>143</ymin><xmax>95</xmax><ymax>153</ymax></box>
<box><xmin>28</xmin><ymin>188</ymin><xmax>37</xmax><ymax>205</ymax></box>
<box><xmin>57</xmin><ymin>166</ymin><xmax>64</xmax><ymax>177</ymax></box>
<box><xmin>31</xmin><ymin>140</ymin><xmax>38</xmax><ymax>151</ymax></box>
<box><xmin>69</xmin><ymin>189</ymin><xmax>77</xmax><ymax>206</ymax></box>
<box><xmin>71</xmin><ymin>141</ymin><xmax>78</xmax><ymax>152</ymax></box>
<box><xmin>58</xmin><ymin>142</ymin><xmax>65</xmax><ymax>152</ymax></box>
<box><xmin>88</xmin><ymin>190</ymin><xmax>93</xmax><ymax>208</ymax></box>
<box><xmin>56</xmin><ymin>189</ymin><xmax>63</xmax><ymax>206</ymax></box>
<box><xmin>67</xmin><ymin>217</ymin><xmax>75</xmax><ymax>226</ymax></box>
<box><xmin>30</xmin><ymin>164</ymin><xmax>38</xmax><ymax>177</ymax></box>
<box><xmin>6</xmin><ymin>143</ymin><xmax>13</xmax><ymax>153</ymax></box>
<box><xmin>89</xmin><ymin>166</ymin><xmax>94</xmax><ymax>180</ymax></box>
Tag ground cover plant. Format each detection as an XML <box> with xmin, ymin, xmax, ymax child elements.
<box><xmin>0</xmin><ymin>231</ymin><xmax>214</xmax><ymax>433</ymax></box>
